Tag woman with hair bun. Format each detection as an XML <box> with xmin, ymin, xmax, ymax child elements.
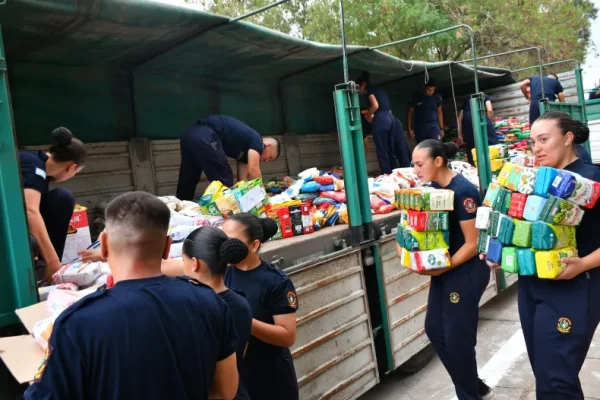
<box><xmin>483</xmin><ymin>111</ymin><xmax>600</xmax><ymax>399</ymax></box>
<box><xmin>19</xmin><ymin>127</ymin><xmax>87</xmax><ymax>281</ymax></box>
<box><xmin>408</xmin><ymin>139</ymin><xmax>493</xmax><ymax>399</ymax></box>
<box><xmin>182</xmin><ymin>226</ymin><xmax>253</xmax><ymax>400</ymax></box>
<box><xmin>222</xmin><ymin>213</ymin><xmax>299</xmax><ymax>400</ymax></box>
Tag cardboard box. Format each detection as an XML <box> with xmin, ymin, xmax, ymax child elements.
<box><xmin>61</xmin><ymin>205</ymin><xmax>92</xmax><ymax>264</ymax></box>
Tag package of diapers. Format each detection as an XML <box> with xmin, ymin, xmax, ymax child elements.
<box><xmin>517</xmin><ymin>167</ymin><xmax>537</xmax><ymax>195</ymax></box>
<box><xmin>523</xmin><ymin>195</ymin><xmax>548</xmax><ymax>222</ymax></box>
<box><xmin>496</xmin><ymin>217</ymin><xmax>516</xmax><ymax>246</ymax></box>
<box><xmin>169</xmin><ymin>242</ymin><xmax>184</xmax><ymax>258</ymax></box>
<box><xmin>412</xmin><ymin>249</ymin><xmax>452</xmax><ymax>272</ymax></box>
<box><xmin>488</xmin><ymin>211</ymin><xmax>501</xmax><ymax>238</ymax></box>
<box><xmin>539</xmin><ymin>195</ymin><xmax>584</xmax><ymax>226</ymax></box>
<box><xmin>531</xmin><ymin>222</ymin><xmax>577</xmax><ymax>250</ymax></box>
<box><xmin>486</xmin><ymin>238</ymin><xmax>503</xmax><ymax>264</ymax></box>
<box><xmin>477</xmin><ymin>230</ymin><xmax>490</xmax><ymax>254</ymax></box>
<box><xmin>497</xmin><ymin>162</ymin><xmax>514</xmax><ymax>188</ymax></box>
<box><xmin>534</xmin><ymin>167</ymin><xmax>559</xmax><ymax>197</ymax></box>
<box><xmin>38</xmin><ymin>283</ymin><xmax>79</xmax><ymax>302</ymax></box>
<box><xmin>566</xmin><ymin>172</ymin><xmax>600</xmax><ymax>209</ymax></box>
<box><xmin>169</xmin><ymin>225</ymin><xmax>198</xmax><ymax>242</ymax></box>
<box><xmin>549</xmin><ymin>170</ymin><xmax>577</xmax><ymax>198</ymax></box>
<box><xmin>483</xmin><ymin>183</ymin><xmax>501</xmax><ymax>207</ymax></box>
<box><xmin>475</xmin><ymin>207</ymin><xmax>492</xmax><ymax>229</ymax></box>
<box><xmin>506</xmin><ymin>165</ymin><xmax>524</xmax><ymax>191</ymax></box>
<box><xmin>407</xmin><ymin>210</ymin><xmax>449</xmax><ymax>231</ymax></box>
<box><xmin>501</xmin><ymin>247</ymin><xmax>519</xmax><ymax>274</ymax></box>
<box><xmin>508</xmin><ymin>193</ymin><xmax>527</xmax><ymax>219</ymax></box>
<box><xmin>399</xmin><ymin>246</ymin><xmax>412</xmax><ymax>269</ymax></box>
<box><xmin>493</xmin><ymin>188</ymin><xmax>512</xmax><ymax>215</ymax></box>
<box><xmin>516</xmin><ymin>248</ymin><xmax>537</xmax><ymax>276</ymax></box>
<box><xmin>33</xmin><ymin>316</ymin><xmax>56</xmax><ymax>351</ymax></box>
<box><xmin>396</xmin><ymin>226</ymin><xmax>449</xmax><ymax>251</ymax></box>
<box><xmin>512</xmin><ymin>220</ymin><xmax>532</xmax><ymax>248</ymax></box>
<box><xmin>52</xmin><ymin>261</ymin><xmax>102</xmax><ymax>287</ymax></box>
<box><xmin>535</xmin><ymin>247</ymin><xmax>578</xmax><ymax>279</ymax></box>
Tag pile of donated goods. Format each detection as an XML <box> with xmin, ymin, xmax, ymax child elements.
<box><xmin>473</xmin><ymin>142</ymin><xmax>537</xmax><ymax>177</ymax></box>
<box><xmin>476</xmin><ymin>162</ymin><xmax>600</xmax><ymax>278</ymax></box>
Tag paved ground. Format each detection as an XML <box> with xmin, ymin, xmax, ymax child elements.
<box><xmin>360</xmin><ymin>284</ymin><xmax>600</xmax><ymax>400</ymax></box>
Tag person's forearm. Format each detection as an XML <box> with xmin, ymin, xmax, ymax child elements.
<box><xmin>251</xmin><ymin>319</ymin><xmax>295</xmax><ymax>348</ymax></box>
<box><xmin>407</xmin><ymin>112</ymin><xmax>413</xmax><ymax>130</ymax></box>
<box><xmin>248</xmin><ymin>167</ymin><xmax>262</xmax><ymax>180</ymax></box>
<box><xmin>487</xmin><ymin>110</ymin><xmax>494</xmax><ymax>120</ymax></box>
<box><xmin>437</xmin><ymin>110</ymin><xmax>444</xmax><ymax>129</ymax></box>
<box><xmin>368</xmin><ymin>105</ymin><xmax>378</xmax><ymax>116</ymax></box>
<box><xmin>28</xmin><ymin>211</ymin><xmax>60</xmax><ymax>267</ymax></box>
<box><xmin>521</xmin><ymin>86</ymin><xmax>529</xmax><ymax>99</ymax></box>
<box><xmin>450</xmin><ymin>243</ymin><xmax>478</xmax><ymax>269</ymax></box>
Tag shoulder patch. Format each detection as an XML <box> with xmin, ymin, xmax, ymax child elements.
<box><xmin>33</xmin><ymin>345</ymin><xmax>53</xmax><ymax>382</ymax></box>
<box><xmin>463</xmin><ymin>197</ymin><xmax>477</xmax><ymax>213</ymax></box>
<box><xmin>35</xmin><ymin>167</ymin><xmax>47</xmax><ymax>180</ymax></box>
<box><xmin>286</xmin><ymin>290</ymin><xmax>298</xmax><ymax>309</ymax></box>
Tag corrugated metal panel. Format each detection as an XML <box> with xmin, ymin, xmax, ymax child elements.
<box><xmin>589</xmin><ymin>119</ymin><xmax>600</xmax><ymax>164</ymax></box>
<box><xmin>443</xmin><ymin>71</ymin><xmax>578</xmax><ymax>124</ymax></box>
<box><xmin>503</xmin><ymin>271</ymin><xmax>519</xmax><ymax>289</ymax></box>
<box><xmin>378</xmin><ymin>232</ymin><xmax>497</xmax><ymax>369</ymax></box>
<box><xmin>24</xmin><ymin>141</ymin><xmax>134</xmax><ymax>209</ymax></box>
<box><xmin>288</xmin><ymin>249</ymin><xmax>379</xmax><ymax>400</ymax></box>
<box><xmin>150</xmin><ymin>137</ymin><xmax>289</xmax><ymax>197</ymax></box>
<box><xmin>296</xmin><ymin>133</ymin><xmax>381</xmax><ymax>175</ymax></box>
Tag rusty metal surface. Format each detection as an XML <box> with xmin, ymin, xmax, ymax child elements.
<box><xmin>288</xmin><ymin>249</ymin><xmax>379</xmax><ymax>400</ymax></box>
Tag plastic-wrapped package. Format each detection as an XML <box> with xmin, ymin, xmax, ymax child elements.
<box><xmin>52</xmin><ymin>262</ymin><xmax>102</xmax><ymax>286</ymax></box>
<box><xmin>535</xmin><ymin>247</ymin><xmax>578</xmax><ymax>279</ymax></box>
<box><xmin>501</xmin><ymin>247</ymin><xmax>519</xmax><ymax>274</ymax></box>
<box><xmin>539</xmin><ymin>196</ymin><xmax>584</xmax><ymax>226</ymax></box>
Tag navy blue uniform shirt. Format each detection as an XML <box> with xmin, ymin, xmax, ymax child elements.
<box><xmin>224</xmin><ymin>260</ymin><xmax>298</xmax><ymax>358</ymax></box>
<box><xmin>219</xmin><ymin>289</ymin><xmax>253</xmax><ymax>400</ymax></box>
<box><xmin>366</xmin><ymin>87</ymin><xmax>391</xmax><ymax>113</ymax></box>
<box><xmin>589</xmin><ymin>87</ymin><xmax>600</xmax><ymax>101</ymax></box>
<box><xmin>19</xmin><ymin>150</ymin><xmax>49</xmax><ymax>194</ymax></box>
<box><xmin>462</xmin><ymin>94</ymin><xmax>491</xmax><ymax>118</ymax></box>
<box><xmin>563</xmin><ymin>159</ymin><xmax>600</xmax><ymax>279</ymax></box>
<box><xmin>529</xmin><ymin>76</ymin><xmax>563</xmax><ymax>102</ymax></box>
<box><xmin>25</xmin><ymin>275</ymin><xmax>237</xmax><ymax>400</ymax></box>
<box><xmin>199</xmin><ymin>115</ymin><xmax>265</xmax><ymax>164</ymax></box>
<box><xmin>410</xmin><ymin>91</ymin><xmax>442</xmax><ymax>124</ymax></box>
<box><xmin>432</xmin><ymin>173</ymin><xmax>481</xmax><ymax>256</ymax></box>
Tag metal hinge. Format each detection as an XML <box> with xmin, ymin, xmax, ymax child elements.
<box><xmin>0</xmin><ymin>58</ymin><xmax>6</xmax><ymax>71</ymax></box>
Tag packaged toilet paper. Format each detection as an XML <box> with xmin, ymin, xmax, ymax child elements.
<box><xmin>406</xmin><ymin>210</ymin><xmax>449</xmax><ymax>232</ymax></box>
<box><xmin>523</xmin><ymin>195</ymin><xmax>548</xmax><ymax>222</ymax></box>
<box><xmin>516</xmin><ymin>248</ymin><xmax>537</xmax><ymax>276</ymax></box>
<box><xmin>412</xmin><ymin>249</ymin><xmax>452</xmax><ymax>272</ymax></box>
<box><xmin>535</xmin><ymin>247</ymin><xmax>578</xmax><ymax>279</ymax></box>
<box><xmin>475</xmin><ymin>207</ymin><xmax>493</xmax><ymax>230</ymax></box>
<box><xmin>534</xmin><ymin>167</ymin><xmax>559</xmax><ymax>197</ymax></box>
<box><xmin>517</xmin><ymin>167</ymin><xmax>537</xmax><ymax>195</ymax></box>
<box><xmin>483</xmin><ymin>183</ymin><xmax>501</xmax><ymax>207</ymax></box>
<box><xmin>501</xmin><ymin>247</ymin><xmax>519</xmax><ymax>274</ymax></box>
<box><xmin>493</xmin><ymin>188</ymin><xmax>512</xmax><ymax>215</ymax></box>
<box><xmin>396</xmin><ymin>226</ymin><xmax>450</xmax><ymax>251</ymax></box>
<box><xmin>539</xmin><ymin>195</ymin><xmax>584</xmax><ymax>226</ymax></box>
<box><xmin>506</xmin><ymin>165</ymin><xmax>524</xmax><ymax>192</ymax></box>
<box><xmin>488</xmin><ymin>211</ymin><xmax>501</xmax><ymax>238</ymax></box>
<box><xmin>487</xmin><ymin>238</ymin><xmax>503</xmax><ymax>264</ymax></box>
<box><xmin>512</xmin><ymin>220</ymin><xmax>533</xmax><ymax>248</ymax></box>
<box><xmin>566</xmin><ymin>172</ymin><xmax>600</xmax><ymax>209</ymax></box>
<box><xmin>531</xmin><ymin>222</ymin><xmax>577</xmax><ymax>250</ymax></box>
<box><xmin>497</xmin><ymin>162</ymin><xmax>514</xmax><ymax>188</ymax></box>
<box><xmin>549</xmin><ymin>170</ymin><xmax>577</xmax><ymax>198</ymax></box>
<box><xmin>477</xmin><ymin>230</ymin><xmax>490</xmax><ymax>254</ymax></box>
<box><xmin>508</xmin><ymin>193</ymin><xmax>528</xmax><ymax>219</ymax></box>
<box><xmin>496</xmin><ymin>217</ymin><xmax>516</xmax><ymax>246</ymax></box>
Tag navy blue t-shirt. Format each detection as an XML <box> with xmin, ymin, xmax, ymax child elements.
<box><xmin>462</xmin><ymin>94</ymin><xmax>491</xmax><ymax>118</ymax></box>
<box><xmin>563</xmin><ymin>159</ymin><xmax>600</xmax><ymax>279</ymax></box>
<box><xmin>576</xmin><ymin>145</ymin><xmax>593</xmax><ymax>163</ymax></box>
<box><xmin>19</xmin><ymin>150</ymin><xmax>49</xmax><ymax>193</ymax></box>
<box><xmin>410</xmin><ymin>91</ymin><xmax>442</xmax><ymax>124</ymax></box>
<box><xmin>25</xmin><ymin>276</ymin><xmax>237</xmax><ymax>400</ymax></box>
<box><xmin>529</xmin><ymin>76</ymin><xmax>563</xmax><ymax>102</ymax></box>
<box><xmin>224</xmin><ymin>261</ymin><xmax>298</xmax><ymax>358</ymax></box>
<box><xmin>431</xmin><ymin>173</ymin><xmax>481</xmax><ymax>256</ymax></box>
<box><xmin>219</xmin><ymin>289</ymin><xmax>253</xmax><ymax>400</ymax></box>
<box><xmin>199</xmin><ymin>115</ymin><xmax>265</xmax><ymax>164</ymax></box>
<box><xmin>589</xmin><ymin>88</ymin><xmax>600</xmax><ymax>101</ymax></box>
<box><xmin>366</xmin><ymin>87</ymin><xmax>391</xmax><ymax>113</ymax></box>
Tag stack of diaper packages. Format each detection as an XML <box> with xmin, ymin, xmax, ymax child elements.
<box><xmin>477</xmin><ymin>163</ymin><xmax>600</xmax><ymax>279</ymax></box>
<box><xmin>472</xmin><ymin>144</ymin><xmax>508</xmax><ymax>175</ymax></box>
<box><xmin>395</xmin><ymin>188</ymin><xmax>454</xmax><ymax>272</ymax></box>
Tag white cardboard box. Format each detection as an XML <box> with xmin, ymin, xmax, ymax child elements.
<box><xmin>61</xmin><ymin>205</ymin><xmax>92</xmax><ymax>264</ymax></box>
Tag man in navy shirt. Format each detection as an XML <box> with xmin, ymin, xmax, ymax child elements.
<box><xmin>589</xmin><ymin>80</ymin><xmax>600</xmax><ymax>101</ymax></box>
<box><xmin>408</xmin><ymin>79</ymin><xmax>444</xmax><ymax>144</ymax></box>
<box><xmin>25</xmin><ymin>192</ymin><xmax>239</xmax><ymax>400</ymax></box>
<box><xmin>520</xmin><ymin>74</ymin><xmax>565</xmax><ymax>124</ymax></box>
<box><xmin>177</xmin><ymin>115</ymin><xmax>281</xmax><ymax>200</ymax></box>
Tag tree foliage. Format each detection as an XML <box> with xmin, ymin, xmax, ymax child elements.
<box><xmin>187</xmin><ymin>0</ymin><xmax>597</xmax><ymax>73</ymax></box>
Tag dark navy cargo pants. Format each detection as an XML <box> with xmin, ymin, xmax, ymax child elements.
<box><xmin>425</xmin><ymin>258</ymin><xmax>490</xmax><ymax>400</ymax></box>
<box><xmin>372</xmin><ymin>113</ymin><xmax>411</xmax><ymax>174</ymax></box>
<box><xmin>518</xmin><ymin>275</ymin><xmax>600</xmax><ymax>399</ymax></box>
<box><xmin>415</xmin><ymin>122</ymin><xmax>441</xmax><ymax>144</ymax></box>
<box><xmin>176</xmin><ymin>124</ymin><xmax>234</xmax><ymax>201</ymax></box>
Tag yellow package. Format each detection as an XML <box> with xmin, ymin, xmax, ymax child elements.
<box><xmin>215</xmin><ymin>192</ymin><xmax>240</xmax><ymax>216</ymax></box>
<box><xmin>497</xmin><ymin>162</ymin><xmax>514</xmax><ymax>187</ymax></box>
<box><xmin>203</xmin><ymin>180</ymin><xmax>224</xmax><ymax>197</ymax></box>
<box><xmin>399</xmin><ymin>247</ymin><xmax>412</xmax><ymax>268</ymax></box>
<box><xmin>535</xmin><ymin>247</ymin><xmax>578</xmax><ymax>279</ymax></box>
<box><xmin>472</xmin><ymin>146</ymin><xmax>501</xmax><ymax>162</ymax></box>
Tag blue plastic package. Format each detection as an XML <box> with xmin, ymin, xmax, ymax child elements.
<box><xmin>487</xmin><ymin>238</ymin><xmax>503</xmax><ymax>264</ymax></box>
<box><xmin>534</xmin><ymin>167</ymin><xmax>559</xmax><ymax>197</ymax></box>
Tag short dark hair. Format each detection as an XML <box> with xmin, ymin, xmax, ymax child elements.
<box><xmin>425</xmin><ymin>78</ymin><xmax>437</xmax><ymax>88</ymax></box>
<box><xmin>355</xmin><ymin>71</ymin><xmax>370</xmax><ymax>86</ymax></box>
<box><xmin>415</xmin><ymin>139</ymin><xmax>458</xmax><ymax>164</ymax></box>
<box><xmin>273</xmin><ymin>137</ymin><xmax>282</xmax><ymax>158</ymax></box>
<box><xmin>549</xmin><ymin>73</ymin><xmax>559</xmax><ymax>80</ymax></box>
<box><xmin>49</xmin><ymin>127</ymin><xmax>87</xmax><ymax>166</ymax></box>
<box><xmin>182</xmin><ymin>227</ymin><xmax>248</xmax><ymax>276</ymax></box>
<box><xmin>105</xmin><ymin>192</ymin><xmax>170</xmax><ymax>235</ymax></box>
<box><xmin>227</xmin><ymin>213</ymin><xmax>278</xmax><ymax>249</ymax></box>
<box><xmin>536</xmin><ymin>111</ymin><xmax>589</xmax><ymax>144</ymax></box>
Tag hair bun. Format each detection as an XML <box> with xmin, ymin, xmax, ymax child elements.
<box><xmin>573</xmin><ymin>120</ymin><xmax>590</xmax><ymax>144</ymax></box>
<box><xmin>442</xmin><ymin>142</ymin><xmax>458</xmax><ymax>159</ymax></box>
<box><xmin>51</xmin><ymin>127</ymin><xmax>73</xmax><ymax>147</ymax></box>
<box><xmin>259</xmin><ymin>218</ymin><xmax>279</xmax><ymax>243</ymax></box>
<box><xmin>220</xmin><ymin>238</ymin><xmax>249</xmax><ymax>265</ymax></box>
<box><xmin>360</xmin><ymin>71</ymin><xmax>370</xmax><ymax>81</ymax></box>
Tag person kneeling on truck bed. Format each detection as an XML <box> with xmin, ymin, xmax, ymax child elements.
<box><xmin>19</xmin><ymin>127</ymin><xmax>87</xmax><ymax>282</ymax></box>
<box><xmin>25</xmin><ymin>192</ymin><xmax>239</xmax><ymax>400</ymax></box>
<box><xmin>176</xmin><ymin>115</ymin><xmax>281</xmax><ymax>201</ymax></box>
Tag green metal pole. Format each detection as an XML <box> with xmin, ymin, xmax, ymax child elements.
<box><xmin>333</xmin><ymin>86</ymin><xmax>363</xmax><ymax>245</ymax></box>
<box><xmin>470</xmin><ymin>94</ymin><xmax>492</xmax><ymax>192</ymax></box>
<box><xmin>338</xmin><ymin>0</ymin><xmax>349</xmax><ymax>83</ymax></box>
<box><xmin>0</xmin><ymin>25</ymin><xmax>38</xmax><ymax>326</ymax></box>
<box><xmin>511</xmin><ymin>59</ymin><xmax>580</xmax><ymax>74</ymax></box>
<box><xmin>575</xmin><ymin>68</ymin><xmax>591</xmax><ymax>154</ymax></box>
<box><xmin>230</xmin><ymin>0</ymin><xmax>292</xmax><ymax>21</ymax></box>
<box><xmin>371</xmin><ymin>245</ymin><xmax>395</xmax><ymax>373</ymax></box>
